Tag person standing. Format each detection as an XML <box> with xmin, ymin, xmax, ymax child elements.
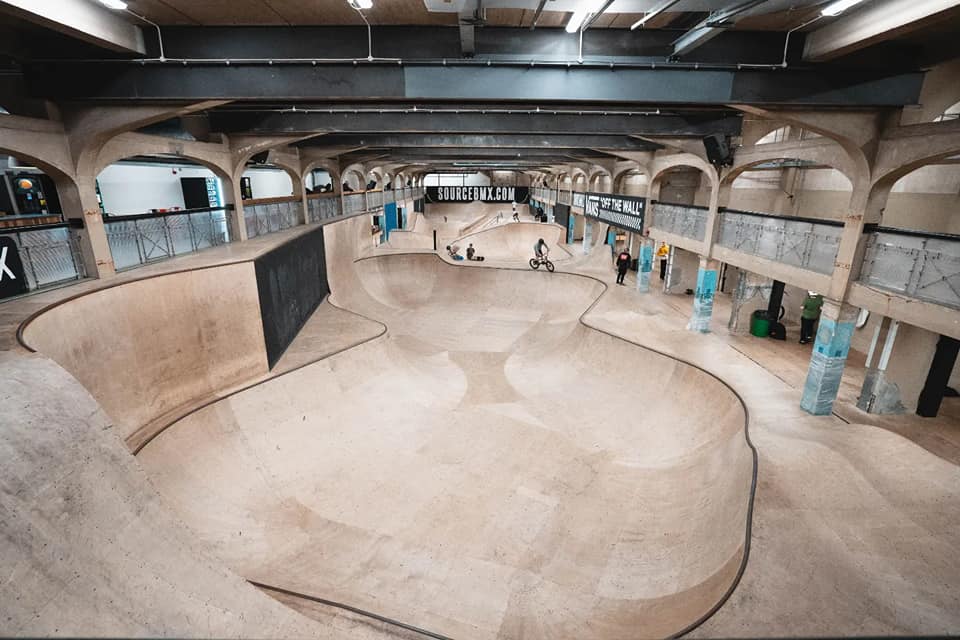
<box><xmin>800</xmin><ymin>291</ymin><xmax>824</xmax><ymax>344</ymax></box>
<box><xmin>615</xmin><ymin>249</ymin><xmax>631</xmax><ymax>285</ymax></box>
<box><xmin>656</xmin><ymin>242</ymin><xmax>670</xmax><ymax>280</ymax></box>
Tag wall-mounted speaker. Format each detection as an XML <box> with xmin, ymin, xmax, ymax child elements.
<box><xmin>703</xmin><ymin>134</ymin><xmax>733</xmax><ymax>168</ymax></box>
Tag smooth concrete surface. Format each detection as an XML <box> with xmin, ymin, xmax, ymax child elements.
<box><xmin>20</xmin><ymin>262</ymin><xmax>270</xmax><ymax>442</ymax></box>
<box><xmin>136</xmin><ymin>214</ymin><xmax>754</xmax><ymax>639</ymax></box>
<box><xmin>1</xmin><ymin>213</ymin><xmax>958</xmax><ymax>638</ymax></box>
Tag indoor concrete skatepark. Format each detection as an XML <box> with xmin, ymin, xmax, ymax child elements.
<box><xmin>3</xmin><ymin>3</ymin><xmax>960</xmax><ymax>637</ymax></box>
<box><xmin>5</xmin><ymin>210</ymin><xmax>959</xmax><ymax>639</ymax></box>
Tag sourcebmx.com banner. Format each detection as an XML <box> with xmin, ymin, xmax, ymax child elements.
<box><xmin>426</xmin><ymin>186</ymin><xmax>530</xmax><ymax>203</ymax></box>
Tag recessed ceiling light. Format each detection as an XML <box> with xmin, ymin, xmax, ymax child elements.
<box><xmin>99</xmin><ymin>0</ymin><xmax>128</xmax><ymax>9</ymax></box>
<box><xmin>821</xmin><ymin>0</ymin><xmax>865</xmax><ymax>16</ymax></box>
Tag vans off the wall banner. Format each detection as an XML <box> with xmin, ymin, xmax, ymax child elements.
<box><xmin>426</xmin><ymin>186</ymin><xmax>529</xmax><ymax>203</ymax></box>
<box><xmin>585</xmin><ymin>193</ymin><xmax>646</xmax><ymax>234</ymax></box>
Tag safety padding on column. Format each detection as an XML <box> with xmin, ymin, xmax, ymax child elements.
<box><xmin>254</xmin><ymin>225</ymin><xmax>330</xmax><ymax>368</ymax></box>
<box><xmin>689</xmin><ymin>267</ymin><xmax>718</xmax><ymax>333</ymax></box>
<box><xmin>801</xmin><ymin>307</ymin><xmax>856</xmax><ymax>415</ymax></box>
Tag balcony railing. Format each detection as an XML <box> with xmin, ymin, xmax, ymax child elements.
<box><xmin>105</xmin><ymin>207</ymin><xmax>233</xmax><ymax>271</ymax></box>
<box><xmin>306</xmin><ymin>194</ymin><xmax>341</xmax><ymax>223</ymax></box>
<box><xmin>651</xmin><ymin>202</ymin><xmax>708</xmax><ymax>242</ymax></box>
<box><xmin>367</xmin><ymin>190</ymin><xmax>383</xmax><ymax>208</ymax></box>
<box><xmin>244</xmin><ymin>197</ymin><xmax>303</xmax><ymax>239</ymax></box>
<box><xmin>858</xmin><ymin>228</ymin><xmax>960</xmax><ymax>310</ymax></box>
<box><xmin>558</xmin><ymin>191</ymin><xmax>571</xmax><ymax>205</ymax></box>
<box><xmin>0</xmin><ymin>223</ymin><xmax>87</xmax><ymax>291</ymax></box>
<box><xmin>343</xmin><ymin>192</ymin><xmax>367</xmax><ymax>213</ymax></box>
<box><xmin>717</xmin><ymin>209</ymin><xmax>842</xmax><ymax>275</ymax></box>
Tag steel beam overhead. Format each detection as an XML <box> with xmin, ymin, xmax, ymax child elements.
<box><xmin>209</xmin><ymin>110</ymin><xmax>742</xmax><ymax>137</ymax></box>
<box><xmin>0</xmin><ymin>0</ymin><xmax>146</xmax><ymax>54</ymax></box>
<box><xmin>30</xmin><ymin>62</ymin><xmax>924</xmax><ymax>107</ymax></box>
<box><xmin>294</xmin><ymin>133</ymin><xmax>661</xmax><ymax>150</ymax></box>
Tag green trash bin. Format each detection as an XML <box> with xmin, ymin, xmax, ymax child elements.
<box><xmin>750</xmin><ymin>309</ymin><xmax>770</xmax><ymax>337</ymax></box>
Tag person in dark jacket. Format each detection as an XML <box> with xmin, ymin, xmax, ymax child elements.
<box><xmin>616</xmin><ymin>249</ymin><xmax>631</xmax><ymax>285</ymax></box>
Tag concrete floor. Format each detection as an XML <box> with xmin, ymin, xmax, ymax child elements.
<box><xmin>1</xmin><ymin>207</ymin><xmax>958</xmax><ymax>638</ymax></box>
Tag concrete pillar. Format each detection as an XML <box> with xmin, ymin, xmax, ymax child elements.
<box><xmin>57</xmin><ymin>178</ymin><xmax>115</xmax><ymax>279</ymax></box>
<box><xmin>637</xmin><ymin>236</ymin><xmax>654</xmax><ymax>293</ymax></box>
<box><xmin>293</xmin><ymin>172</ymin><xmax>309</xmax><ymax>225</ymax></box>
<box><xmin>223</xmin><ymin>173</ymin><xmax>248</xmax><ymax>242</ymax></box>
<box><xmin>800</xmin><ymin>300</ymin><xmax>859</xmax><ymax>415</ymax></box>
<box><xmin>688</xmin><ymin>257</ymin><xmax>720</xmax><ymax>333</ymax></box>
<box><xmin>826</xmin><ymin>185</ymin><xmax>887</xmax><ymax>302</ymax></box>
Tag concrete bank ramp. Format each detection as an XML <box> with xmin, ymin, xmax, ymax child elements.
<box><xmin>131</xmin><ymin>215</ymin><xmax>754</xmax><ymax>639</ymax></box>
<box><xmin>452</xmin><ymin>220</ymin><xmax>570</xmax><ymax>265</ymax></box>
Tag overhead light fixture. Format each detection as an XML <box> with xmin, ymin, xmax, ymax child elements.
<box><xmin>565</xmin><ymin>9</ymin><xmax>590</xmax><ymax>33</ymax></box>
<box><xmin>348</xmin><ymin>0</ymin><xmax>373</xmax><ymax>9</ymax></box>
<box><xmin>821</xmin><ymin>0</ymin><xmax>865</xmax><ymax>16</ymax></box>
<box><xmin>99</xmin><ymin>0</ymin><xmax>128</xmax><ymax>9</ymax></box>
<box><xmin>565</xmin><ymin>0</ymin><xmax>604</xmax><ymax>33</ymax></box>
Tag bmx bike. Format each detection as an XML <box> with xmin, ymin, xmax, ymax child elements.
<box><xmin>529</xmin><ymin>254</ymin><xmax>555</xmax><ymax>273</ymax></box>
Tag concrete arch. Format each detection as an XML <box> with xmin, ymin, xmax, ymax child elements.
<box><xmin>341</xmin><ymin>164</ymin><xmax>367</xmax><ymax>190</ymax></box>
<box><xmin>650</xmin><ymin>153</ymin><xmax>718</xmax><ymax>192</ymax></box>
<box><xmin>303</xmin><ymin>158</ymin><xmax>339</xmax><ymax>180</ymax></box>
<box><xmin>724</xmin><ymin>156</ymin><xmax>854</xmax><ymax>190</ymax></box>
<box><xmin>873</xmin><ymin>131</ymin><xmax>960</xmax><ymax>190</ymax></box>
<box><xmin>0</xmin><ymin>143</ymin><xmax>75</xmax><ymax>184</ymax></box>
<box><xmin>96</xmin><ymin>134</ymin><xmax>232</xmax><ymax>180</ymax></box>
<box><xmin>614</xmin><ymin>170</ymin><xmax>648</xmax><ymax>196</ymax></box>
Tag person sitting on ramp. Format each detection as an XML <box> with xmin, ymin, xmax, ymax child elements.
<box><xmin>466</xmin><ymin>243</ymin><xmax>485</xmax><ymax>262</ymax></box>
<box><xmin>446</xmin><ymin>244</ymin><xmax>464</xmax><ymax>261</ymax></box>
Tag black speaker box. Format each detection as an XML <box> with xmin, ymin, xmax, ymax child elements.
<box><xmin>703</xmin><ymin>134</ymin><xmax>732</xmax><ymax>167</ymax></box>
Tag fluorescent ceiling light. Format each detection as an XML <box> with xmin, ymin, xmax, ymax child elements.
<box><xmin>821</xmin><ymin>0</ymin><xmax>865</xmax><ymax>16</ymax></box>
<box><xmin>99</xmin><ymin>0</ymin><xmax>128</xmax><ymax>9</ymax></box>
<box><xmin>348</xmin><ymin>0</ymin><xmax>373</xmax><ymax>9</ymax></box>
<box><xmin>565</xmin><ymin>8</ymin><xmax>590</xmax><ymax>33</ymax></box>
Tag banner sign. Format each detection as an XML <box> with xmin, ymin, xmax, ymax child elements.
<box><xmin>572</xmin><ymin>192</ymin><xmax>585</xmax><ymax>209</ymax></box>
<box><xmin>426</xmin><ymin>186</ymin><xmax>529</xmax><ymax>204</ymax></box>
<box><xmin>0</xmin><ymin>236</ymin><xmax>28</xmax><ymax>300</ymax></box>
<box><xmin>584</xmin><ymin>193</ymin><xmax>646</xmax><ymax>234</ymax></box>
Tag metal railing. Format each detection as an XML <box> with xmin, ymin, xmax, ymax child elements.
<box><xmin>651</xmin><ymin>202</ymin><xmax>709</xmax><ymax>242</ymax></box>
<box><xmin>367</xmin><ymin>190</ymin><xmax>383</xmax><ymax>208</ymax></box>
<box><xmin>343</xmin><ymin>192</ymin><xmax>367</xmax><ymax>213</ymax></box>
<box><xmin>717</xmin><ymin>209</ymin><xmax>842</xmax><ymax>275</ymax></box>
<box><xmin>383</xmin><ymin>189</ymin><xmax>395</xmax><ymax>204</ymax></box>
<box><xmin>1</xmin><ymin>223</ymin><xmax>87</xmax><ymax>291</ymax></box>
<box><xmin>105</xmin><ymin>207</ymin><xmax>233</xmax><ymax>271</ymax></box>
<box><xmin>306</xmin><ymin>195</ymin><xmax>341</xmax><ymax>223</ymax></box>
<box><xmin>858</xmin><ymin>228</ymin><xmax>960</xmax><ymax>310</ymax></box>
<box><xmin>244</xmin><ymin>198</ymin><xmax>303</xmax><ymax>239</ymax></box>
<box><xmin>558</xmin><ymin>191</ymin><xmax>571</xmax><ymax>205</ymax></box>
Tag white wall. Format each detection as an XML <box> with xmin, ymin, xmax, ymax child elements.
<box><xmin>242</xmin><ymin>167</ymin><xmax>293</xmax><ymax>199</ymax></box>
<box><xmin>97</xmin><ymin>163</ymin><xmax>218</xmax><ymax>215</ymax></box>
<box><xmin>424</xmin><ymin>173</ymin><xmax>491</xmax><ymax>186</ymax></box>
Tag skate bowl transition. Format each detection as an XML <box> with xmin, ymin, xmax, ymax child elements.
<box><xmin>13</xmin><ymin>213</ymin><xmax>755</xmax><ymax>639</ymax></box>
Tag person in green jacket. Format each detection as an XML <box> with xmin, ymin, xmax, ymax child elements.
<box><xmin>800</xmin><ymin>291</ymin><xmax>824</xmax><ymax>344</ymax></box>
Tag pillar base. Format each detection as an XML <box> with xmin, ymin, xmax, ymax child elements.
<box><xmin>687</xmin><ymin>258</ymin><xmax>719</xmax><ymax>333</ymax></box>
<box><xmin>800</xmin><ymin>301</ymin><xmax>858</xmax><ymax>415</ymax></box>
<box><xmin>637</xmin><ymin>241</ymin><xmax>653</xmax><ymax>293</ymax></box>
<box><xmin>857</xmin><ymin>368</ymin><xmax>906</xmax><ymax>414</ymax></box>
